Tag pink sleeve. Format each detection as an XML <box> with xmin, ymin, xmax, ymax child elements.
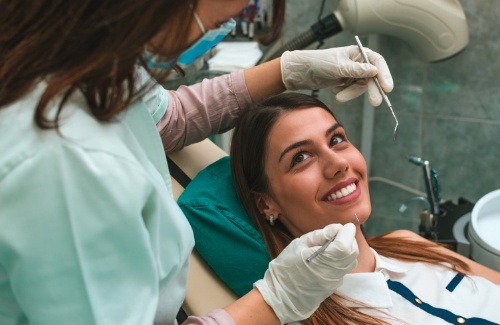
<box><xmin>157</xmin><ymin>70</ymin><xmax>252</xmax><ymax>153</ymax></box>
<box><xmin>181</xmin><ymin>309</ymin><xmax>236</xmax><ymax>325</ymax></box>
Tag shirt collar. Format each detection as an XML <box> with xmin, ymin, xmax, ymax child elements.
<box><xmin>335</xmin><ymin>249</ymin><xmax>408</xmax><ymax>308</ymax></box>
<box><xmin>373</xmin><ymin>248</ymin><xmax>409</xmax><ymax>274</ymax></box>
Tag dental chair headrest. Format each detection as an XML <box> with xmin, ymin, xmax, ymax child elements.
<box><xmin>178</xmin><ymin>156</ymin><xmax>270</xmax><ymax>296</ymax></box>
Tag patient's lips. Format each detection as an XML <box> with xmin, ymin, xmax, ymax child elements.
<box><xmin>323</xmin><ymin>178</ymin><xmax>360</xmax><ymax>204</ymax></box>
<box><xmin>326</xmin><ymin>183</ymin><xmax>356</xmax><ymax>201</ymax></box>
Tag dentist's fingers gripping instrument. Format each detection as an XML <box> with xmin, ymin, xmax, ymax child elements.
<box><xmin>354</xmin><ymin>35</ymin><xmax>398</xmax><ymax>140</ymax></box>
<box><xmin>307</xmin><ymin>214</ymin><xmax>359</xmax><ymax>263</ymax></box>
<box><xmin>306</xmin><ymin>235</ymin><xmax>337</xmax><ymax>263</ymax></box>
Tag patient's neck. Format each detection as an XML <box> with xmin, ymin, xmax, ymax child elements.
<box><xmin>350</xmin><ymin>227</ymin><xmax>376</xmax><ymax>273</ymax></box>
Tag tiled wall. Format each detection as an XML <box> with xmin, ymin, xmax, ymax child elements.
<box><xmin>283</xmin><ymin>0</ymin><xmax>500</xmax><ymax>206</ymax></box>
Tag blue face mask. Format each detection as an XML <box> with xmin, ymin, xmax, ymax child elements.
<box><xmin>177</xmin><ymin>13</ymin><xmax>236</xmax><ymax>66</ymax></box>
<box><xmin>143</xmin><ymin>51</ymin><xmax>176</xmax><ymax>70</ymax></box>
<box><xmin>143</xmin><ymin>11</ymin><xmax>235</xmax><ymax>70</ymax></box>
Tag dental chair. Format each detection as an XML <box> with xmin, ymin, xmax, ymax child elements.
<box><xmin>168</xmin><ymin>138</ymin><xmax>281</xmax><ymax>323</ymax></box>
<box><xmin>167</xmin><ymin>139</ymin><xmax>238</xmax><ymax>321</ymax></box>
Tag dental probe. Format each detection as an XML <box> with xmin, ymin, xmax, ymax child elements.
<box><xmin>306</xmin><ymin>235</ymin><xmax>337</xmax><ymax>263</ymax></box>
<box><xmin>354</xmin><ymin>36</ymin><xmax>398</xmax><ymax>140</ymax></box>
<box><xmin>306</xmin><ymin>213</ymin><xmax>359</xmax><ymax>263</ymax></box>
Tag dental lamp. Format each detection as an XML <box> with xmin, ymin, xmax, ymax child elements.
<box><xmin>263</xmin><ymin>0</ymin><xmax>469</xmax><ymax>62</ymax></box>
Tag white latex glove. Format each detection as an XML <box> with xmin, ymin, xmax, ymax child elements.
<box><xmin>281</xmin><ymin>46</ymin><xmax>394</xmax><ymax>106</ymax></box>
<box><xmin>254</xmin><ymin>223</ymin><xmax>358</xmax><ymax>324</ymax></box>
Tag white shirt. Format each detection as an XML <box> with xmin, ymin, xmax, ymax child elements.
<box><xmin>334</xmin><ymin>249</ymin><xmax>500</xmax><ymax>324</ymax></box>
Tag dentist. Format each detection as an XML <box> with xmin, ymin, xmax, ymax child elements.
<box><xmin>0</xmin><ymin>0</ymin><xmax>392</xmax><ymax>324</ymax></box>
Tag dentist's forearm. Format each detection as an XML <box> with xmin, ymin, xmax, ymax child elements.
<box><xmin>224</xmin><ymin>288</ymin><xmax>280</xmax><ymax>325</ymax></box>
<box><xmin>243</xmin><ymin>58</ymin><xmax>286</xmax><ymax>103</ymax></box>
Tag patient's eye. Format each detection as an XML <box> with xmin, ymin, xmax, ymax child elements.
<box><xmin>330</xmin><ymin>133</ymin><xmax>347</xmax><ymax>147</ymax></box>
<box><xmin>291</xmin><ymin>152</ymin><xmax>311</xmax><ymax>167</ymax></box>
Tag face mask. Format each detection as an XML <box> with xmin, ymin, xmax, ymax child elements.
<box><xmin>142</xmin><ymin>11</ymin><xmax>235</xmax><ymax>70</ymax></box>
<box><xmin>177</xmin><ymin>12</ymin><xmax>236</xmax><ymax>66</ymax></box>
<box><xmin>142</xmin><ymin>50</ymin><xmax>176</xmax><ymax>71</ymax></box>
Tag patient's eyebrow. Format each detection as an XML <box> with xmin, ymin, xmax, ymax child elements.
<box><xmin>278</xmin><ymin>140</ymin><xmax>310</xmax><ymax>163</ymax></box>
<box><xmin>278</xmin><ymin>123</ymin><xmax>343</xmax><ymax>163</ymax></box>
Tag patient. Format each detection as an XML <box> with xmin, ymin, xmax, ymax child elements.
<box><xmin>229</xmin><ymin>92</ymin><xmax>500</xmax><ymax>325</ymax></box>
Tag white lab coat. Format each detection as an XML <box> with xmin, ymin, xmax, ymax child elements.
<box><xmin>0</xmin><ymin>80</ymin><xmax>194</xmax><ymax>325</ymax></box>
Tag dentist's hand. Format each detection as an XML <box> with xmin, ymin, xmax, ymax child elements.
<box><xmin>280</xmin><ymin>46</ymin><xmax>393</xmax><ymax>106</ymax></box>
<box><xmin>254</xmin><ymin>223</ymin><xmax>358</xmax><ymax>324</ymax></box>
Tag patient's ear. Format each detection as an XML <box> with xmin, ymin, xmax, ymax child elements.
<box><xmin>253</xmin><ymin>192</ymin><xmax>280</xmax><ymax>221</ymax></box>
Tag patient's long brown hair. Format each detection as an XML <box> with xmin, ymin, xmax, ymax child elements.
<box><xmin>231</xmin><ymin>92</ymin><xmax>469</xmax><ymax>325</ymax></box>
<box><xmin>0</xmin><ymin>0</ymin><xmax>285</xmax><ymax>129</ymax></box>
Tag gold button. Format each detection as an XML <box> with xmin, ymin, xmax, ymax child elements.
<box><xmin>415</xmin><ymin>298</ymin><xmax>422</xmax><ymax>304</ymax></box>
<box><xmin>457</xmin><ymin>317</ymin><xmax>466</xmax><ymax>323</ymax></box>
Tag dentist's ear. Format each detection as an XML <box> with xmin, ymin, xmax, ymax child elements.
<box><xmin>253</xmin><ymin>192</ymin><xmax>281</xmax><ymax>222</ymax></box>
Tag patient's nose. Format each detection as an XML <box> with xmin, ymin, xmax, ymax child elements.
<box><xmin>322</xmin><ymin>151</ymin><xmax>349</xmax><ymax>179</ymax></box>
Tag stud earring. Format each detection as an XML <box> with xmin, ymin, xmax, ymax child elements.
<box><xmin>269</xmin><ymin>215</ymin><xmax>275</xmax><ymax>226</ymax></box>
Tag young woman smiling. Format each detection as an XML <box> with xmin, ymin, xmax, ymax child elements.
<box><xmin>230</xmin><ymin>92</ymin><xmax>500</xmax><ymax>325</ymax></box>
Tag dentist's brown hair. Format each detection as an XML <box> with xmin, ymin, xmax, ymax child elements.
<box><xmin>0</xmin><ymin>0</ymin><xmax>195</xmax><ymax>129</ymax></box>
<box><xmin>0</xmin><ymin>0</ymin><xmax>286</xmax><ymax>129</ymax></box>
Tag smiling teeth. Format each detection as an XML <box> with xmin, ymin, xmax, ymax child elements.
<box><xmin>326</xmin><ymin>183</ymin><xmax>357</xmax><ymax>201</ymax></box>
